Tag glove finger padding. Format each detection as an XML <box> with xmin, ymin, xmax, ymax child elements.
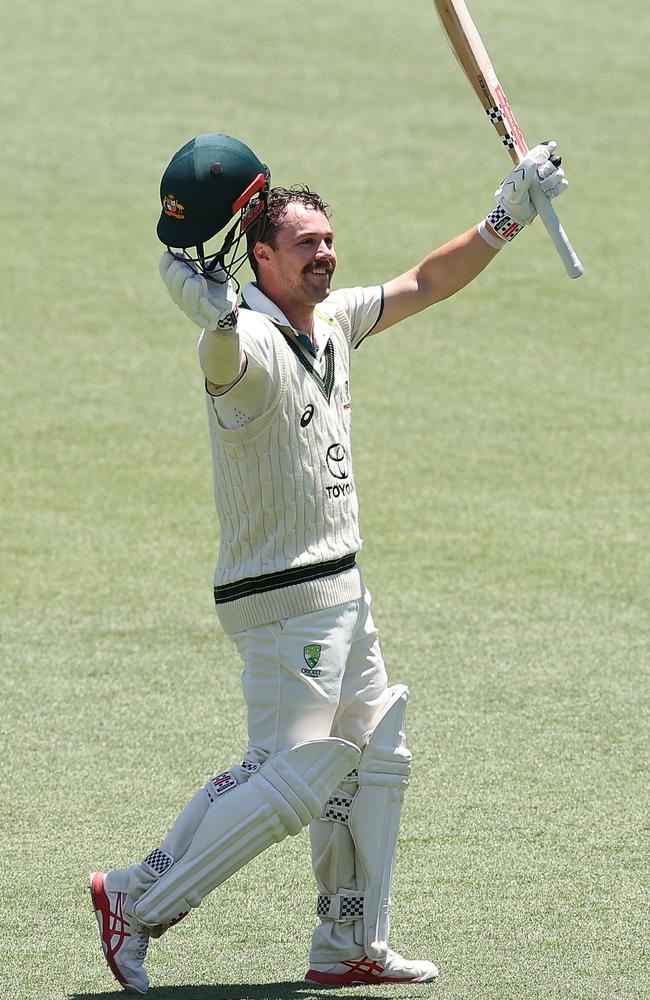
<box><xmin>180</xmin><ymin>273</ymin><xmax>207</xmax><ymax>318</ymax></box>
<box><xmin>545</xmin><ymin>177</ymin><xmax>569</xmax><ymax>200</ymax></box>
<box><xmin>165</xmin><ymin>258</ymin><xmax>198</xmax><ymax>307</ymax></box>
<box><xmin>523</xmin><ymin>140</ymin><xmax>568</xmax><ymax>198</ymax></box>
<box><xmin>201</xmin><ymin>270</ymin><xmax>239</xmax><ymax>325</ymax></box>
<box><xmin>537</xmin><ymin>160</ymin><xmax>569</xmax><ymax>199</ymax></box>
<box><xmin>537</xmin><ymin>159</ymin><xmax>556</xmax><ymax>182</ymax></box>
<box><xmin>159</xmin><ymin>250</ymin><xmax>178</xmax><ymax>283</ymax></box>
<box><xmin>196</xmin><ymin>294</ymin><xmax>226</xmax><ymax>326</ymax></box>
<box><xmin>532</xmin><ymin>139</ymin><xmax>557</xmax><ymax>165</ymax></box>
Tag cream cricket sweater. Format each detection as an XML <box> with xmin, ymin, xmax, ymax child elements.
<box><xmin>205</xmin><ymin>283</ymin><xmax>384</xmax><ymax>634</ymax></box>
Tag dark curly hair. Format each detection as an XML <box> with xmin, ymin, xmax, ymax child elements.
<box><xmin>246</xmin><ymin>185</ymin><xmax>330</xmax><ymax>277</ymax></box>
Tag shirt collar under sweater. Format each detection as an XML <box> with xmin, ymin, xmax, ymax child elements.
<box><xmin>241</xmin><ymin>282</ymin><xmax>334</xmax><ymax>360</ymax></box>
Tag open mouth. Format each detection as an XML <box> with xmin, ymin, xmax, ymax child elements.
<box><xmin>307</xmin><ymin>262</ymin><xmax>334</xmax><ymax>277</ymax></box>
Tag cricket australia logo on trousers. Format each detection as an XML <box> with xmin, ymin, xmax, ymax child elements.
<box><xmin>302</xmin><ymin>644</ymin><xmax>322</xmax><ymax>677</ymax></box>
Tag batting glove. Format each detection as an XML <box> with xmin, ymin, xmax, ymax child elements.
<box><xmin>159</xmin><ymin>251</ymin><xmax>238</xmax><ymax>331</ymax></box>
<box><xmin>484</xmin><ymin>141</ymin><xmax>569</xmax><ymax>243</ymax></box>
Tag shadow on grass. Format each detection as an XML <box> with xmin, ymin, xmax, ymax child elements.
<box><xmin>69</xmin><ymin>984</ymin><xmax>391</xmax><ymax>1000</ymax></box>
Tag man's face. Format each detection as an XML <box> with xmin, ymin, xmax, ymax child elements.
<box><xmin>255</xmin><ymin>202</ymin><xmax>337</xmax><ymax>307</ymax></box>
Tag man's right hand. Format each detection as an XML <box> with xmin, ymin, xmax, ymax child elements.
<box><xmin>159</xmin><ymin>251</ymin><xmax>238</xmax><ymax>331</ymax></box>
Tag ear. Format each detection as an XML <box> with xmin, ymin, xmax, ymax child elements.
<box><xmin>253</xmin><ymin>242</ymin><xmax>272</xmax><ymax>265</ymax></box>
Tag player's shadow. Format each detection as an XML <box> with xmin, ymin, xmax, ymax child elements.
<box><xmin>69</xmin><ymin>984</ymin><xmax>392</xmax><ymax>1000</ymax></box>
<box><xmin>69</xmin><ymin>987</ymin><xmax>308</xmax><ymax>1000</ymax></box>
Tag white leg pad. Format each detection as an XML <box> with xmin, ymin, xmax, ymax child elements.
<box><xmin>133</xmin><ymin>738</ymin><xmax>360</xmax><ymax>928</ymax></box>
<box><xmin>115</xmin><ymin>759</ymin><xmax>264</xmax><ymax>920</ymax></box>
<box><xmin>351</xmin><ymin>684</ymin><xmax>411</xmax><ymax>959</ymax></box>
<box><xmin>310</xmin><ymin>684</ymin><xmax>411</xmax><ymax>963</ymax></box>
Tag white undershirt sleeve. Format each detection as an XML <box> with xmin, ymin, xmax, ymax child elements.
<box><xmin>205</xmin><ymin>322</ymin><xmax>277</xmax><ymax>430</ymax></box>
<box><xmin>198</xmin><ymin>327</ymin><xmax>243</xmax><ymax>386</ymax></box>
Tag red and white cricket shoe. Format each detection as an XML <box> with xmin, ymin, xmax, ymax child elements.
<box><xmin>306</xmin><ymin>949</ymin><xmax>439</xmax><ymax>985</ymax></box>
<box><xmin>90</xmin><ymin>871</ymin><xmax>150</xmax><ymax>994</ymax></box>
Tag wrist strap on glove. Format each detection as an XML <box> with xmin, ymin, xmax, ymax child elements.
<box><xmin>485</xmin><ymin>205</ymin><xmax>524</xmax><ymax>242</ymax></box>
<box><xmin>215</xmin><ymin>308</ymin><xmax>239</xmax><ymax>331</ymax></box>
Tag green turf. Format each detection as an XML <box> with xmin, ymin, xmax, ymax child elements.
<box><xmin>1</xmin><ymin>1</ymin><xmax>648</xmax><ymax>997</ymax></box>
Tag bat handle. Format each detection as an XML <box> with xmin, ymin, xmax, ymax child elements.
<box><xmin>529</xmin><ymin>184</ymin><xmax>584</xmax><ymax>279</ymax></box>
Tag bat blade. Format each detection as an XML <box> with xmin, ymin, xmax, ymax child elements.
<box><xmin>433</xmin><ymin>0</ymin><xmax>583</xmax><ymax>278</ymax></box>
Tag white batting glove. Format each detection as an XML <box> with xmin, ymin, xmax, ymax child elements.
<box><xmin>159</xmin><ymin>251</ymin><xmax>238</xmax><ymax>331</ymax></box>
<box><xmin>483</xmin><ymin>141</ymin><xmax>569</xmax><ymax>244</ymax></box>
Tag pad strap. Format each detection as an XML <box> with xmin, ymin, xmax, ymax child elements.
<box><xmin>142</xmin><ymin>849</ymin><xmax>174</xmax><ymax>879</ymax></box>
<box><xmin>317</xmin><ymin>891</ymin><xmax>365</xmax><ymax>921</ymax></box>
<box><xmin>321</xmin><ymin>789</ymin><xmax>355</xmax><ymax>824</ymax></box>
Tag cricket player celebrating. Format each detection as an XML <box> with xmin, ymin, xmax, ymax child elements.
<box><xmin>90</xmin><ymin>133</ymin><xmax>569</xmax><ymax>993</ymax></box>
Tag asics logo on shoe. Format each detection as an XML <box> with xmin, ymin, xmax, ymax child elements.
<box><xmin>343</xmin><ymin>958</ymin><xmax>386</xmax><ymax>978</ymax></box>
<box><xmin>107</xmin><ymin>890</ymin><xmax>131</xmax><ymax>953</ymax></box>
<box><xmin>305</xmin><ymin>950</ymin><xmax>439</xmax><ymax>986</ymax></box>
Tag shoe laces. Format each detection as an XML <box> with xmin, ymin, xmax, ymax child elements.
<box><xmin>133</xmin><ymin>930</ymin><xmax>149</xmax><ymax>962</ymax></box>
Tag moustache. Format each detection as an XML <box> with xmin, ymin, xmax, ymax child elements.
<box><xmin>304</xmin><ymin>260</ymin><xmax>336</xmax><ymax>275</ymax></box>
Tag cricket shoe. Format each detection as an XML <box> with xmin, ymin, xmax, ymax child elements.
<box><xmin>90</xmin><ymin>871</ymin><xmax>150</xmax><ymax>994</ymax></box>
<box><xmin>306</xmin><ymin>949</ymin><xmax>439</xmax><ymax>985</ymax></box>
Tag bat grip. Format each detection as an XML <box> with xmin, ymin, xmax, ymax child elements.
<box><xmin>529</xmin><ymin>184</ymin><xmax>584</xmax><ymax>279</ymax></box>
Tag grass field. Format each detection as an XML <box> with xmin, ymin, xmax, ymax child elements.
<box><xmin>1</xmin><ymin>1</ymin><xmax>649</xmax><ymax>998</ymax></box>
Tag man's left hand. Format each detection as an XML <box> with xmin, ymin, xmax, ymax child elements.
<box><xmin>482</xmin><ymin>141</ymin><xmax>569</xmax><ymax>244</ymax></box>
<box><xmin>496</xmin><ymin>141</ymin><xmax>569</xmax><ymax>226</ymax></box>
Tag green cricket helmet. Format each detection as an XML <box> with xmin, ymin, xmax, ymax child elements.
<box><xmin>157</xmin><ymin>133</ymin><xmax>270</xmax><ymax>261</ymax></box>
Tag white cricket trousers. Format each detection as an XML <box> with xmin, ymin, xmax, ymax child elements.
<box><xmin>230</xmin><ymin>583</ymin><xmax>390</xmax><ymax>758</ymax></box>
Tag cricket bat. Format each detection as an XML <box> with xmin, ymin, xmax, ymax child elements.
<box><xmin>433</xmin><ymin>0</ymin><xmax>584</xmax><ymax>278</ymax></box>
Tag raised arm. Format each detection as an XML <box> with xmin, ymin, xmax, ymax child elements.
<box><xmin>372</xmin><ymin>142</ymin><xmax>568</xmax><ymax>336</ymax></box>
<box><xmin>374</xmin><ymin>226</ymin><xmax>497</xmax><ymax>334</ymax></box>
